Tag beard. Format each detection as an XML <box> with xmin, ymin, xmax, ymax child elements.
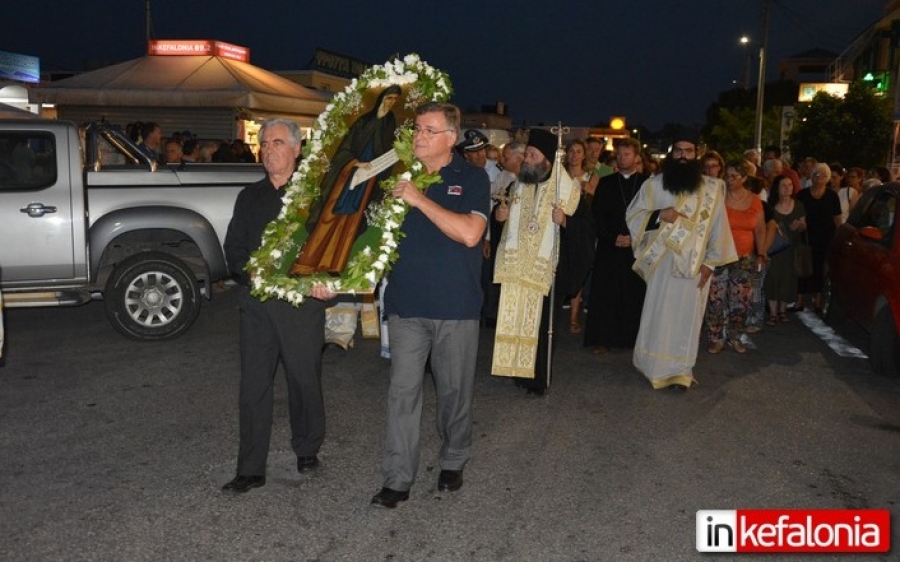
<box><xmin>661</xmin><ymin>156</ymin><xmax>703</xmax><ymax>195</ymax></box>
<box><xmin>518</xmin><ymin>159</ymin><xmax>551</xmax><ymax>184</ymax></box>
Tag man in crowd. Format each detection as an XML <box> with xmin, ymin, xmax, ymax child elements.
<box><xmin>491</xmin><ymin>129</ymin><xmax>580</xmax><ymax>396</ymax></box>
<box><xmin>584</xmin><ymin>136</ymin><xmax>614</xmax><ymax>180</ymax></box>
<box><xmin>583</xmin><ymin>137</ymin><xmax>647</xmax><ymax>355</ymax></box>
<box><xmin>164</xmin><ymin>138</ymin><xmax>184</xmax><ymax>164</ymax></box>
<box><xmin>763</xmin><ymin>144</ymin><xmax>801</xmax><ymax>194</ymax></box>
<box><xmin>459</xmin><ymin>129</ymin><xmax>501</xmax><ymax>184</ymax></box>
<box><xmin>221</xmin><ymin>119</ymin><xmax>336</xmax><ymax>494</ymax></box>
<box><xmin>626</xmin><ymin>130</ymin><xmax>736</xmax><ymax>391</ymax></box>
<box><xmin>371</xmin><ymin>102</ymin><xmax>489</xmax><ymax>509</ymax></box>
<box><xmin>136</xmin><ymin>122</ymin><xmax>162</xmax><ymax>163</ymax></box>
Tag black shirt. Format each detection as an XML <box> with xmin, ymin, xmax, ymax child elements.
<box><xmin>223</xmin><ymin>177</ymin><xmax>284</xmax><ymax>286</ymax></box>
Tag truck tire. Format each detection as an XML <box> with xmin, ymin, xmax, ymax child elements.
<box><xmin>104</xmin><ymin>252</ymin><xmax>202</xmax><ymax>341</ymax></box>
<box><xmin>870</xmin><ymin>306</ymin><xmax>900</xmax><ymax>378</ymax></box>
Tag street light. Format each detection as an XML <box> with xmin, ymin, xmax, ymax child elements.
<box><xmin>739</xmin><ymin>35</ymin><xmax>751</xmax><ymax>89</ymax></box>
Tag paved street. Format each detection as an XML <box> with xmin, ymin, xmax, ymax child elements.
<box><xmin>1</xmin><ymin>287</ymin><xmax>898</xmax><ymax>561</ymax></box>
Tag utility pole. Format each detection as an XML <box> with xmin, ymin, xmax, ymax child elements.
<box><xmin>145</xmin><ymin>0</ymin><xmax>153</xmax><ymax>42</ymax></box>
<box><xmin>754</xmin><ymin>0</ymin><xmax>771</xmax><ymax>152</ymax></box>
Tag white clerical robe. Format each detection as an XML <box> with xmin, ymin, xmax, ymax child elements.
<box><xmin>492</xmin><ymin>164</ymin><xmax>579</xmax><ymax>378</ymax></box>
<box><xmin>626</xmin><ymin>175</ymin><xmax>737</xmax><ymax>388</ymax></box>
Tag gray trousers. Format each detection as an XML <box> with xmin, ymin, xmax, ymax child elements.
<box><xmin>236</xmin><ymin>289</ymin><xmax>327</xmax><ymax>476</ymax></box>
<box><xmin>382</xmin><ymin>317</ymin><xmax>480</xmax><ymax>491</ymax></box>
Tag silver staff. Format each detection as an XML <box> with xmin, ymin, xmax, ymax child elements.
<box><xmin>545</xmin><ymin>122</ymin><xmax>569</xmax><ymax>392</ymax></box>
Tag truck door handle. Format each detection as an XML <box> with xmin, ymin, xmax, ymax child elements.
<box><xmin>20</xmin><ymin>202</ymin><xmax>58</xmax><ymax>217</ymax></box>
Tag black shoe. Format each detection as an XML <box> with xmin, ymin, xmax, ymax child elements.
<box><xmin>437</xmin><ymin>469</ymin><xmax>464</xmax><ymax>492</ymax></box>
<box><xmin>370</xmin><ymin>487</ymin><xmax>409</xmax><ymax>508</ymax></box>
<box><xmin>667</xmin><ymin>383</ymin><xmax>688</xmax><ymax>393</ymax></box>
<box><xmin>221</xmin><ymin>475</ymin><xmax>265</xmax><ymax>493</ymax></box>
<box><xmin>525</xmin><ymin>387</ymin><xmax>545</xmax><ymax>397</ymax></box>
<box><xmin>297</xmin><ymin>455</ymin><xmax>319</xmax><ymax>474</ymax></box>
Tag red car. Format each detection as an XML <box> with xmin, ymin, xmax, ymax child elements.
<box><xmin>824</xmin><ymin>182</ymin><xmax>899</xmax><ymax>377</ymax></box>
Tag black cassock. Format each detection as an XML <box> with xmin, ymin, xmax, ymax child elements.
<box><xmin>583</xmin><ymin>171</ymin><xmax>648</xmax><ymax>349</ymax></box>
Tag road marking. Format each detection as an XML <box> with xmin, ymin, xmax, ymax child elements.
<box><xmin>796</xmin><ymin>311</ymin><xmax>868</xmax><ymax>359</ymax></box>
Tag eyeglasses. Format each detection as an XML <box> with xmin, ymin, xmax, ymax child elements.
<box><xmin>413</xmin><ymin>126</ymin><xmax>453</xmax><ymax>138</ymax></box>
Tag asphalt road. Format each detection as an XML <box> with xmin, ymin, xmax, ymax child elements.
<box><xmin>1</xmin><ymin>287</ymin><xmax>898</xmax><ymax>561</ymax></box>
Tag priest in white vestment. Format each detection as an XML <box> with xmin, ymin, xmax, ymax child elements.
<box><xmin>626</xmin><ymin>132</ymin><xmax>737</xmax><ymax>391</ymax></box>
<box><xmin>491</xmin><ymin>129</ymin><xmax>580</xmax><ymax>395</ymax></box>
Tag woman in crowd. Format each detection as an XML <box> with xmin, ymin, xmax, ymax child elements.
<box><xmin>705</xmin><ymin>160</ymin><xmax>766</xmax><ymax>354</ymax></box>
<box><xmin>558</xmin><ymin>139</ymin><xmax>597</xmax><ymax>333</ymax></box>
<box><xmin>794</xmin><ymin>163</ymin><xmax>841</xmax><ymax>313</ymax></box>
<box><xmin>764</xmin><ymin>175</ymin><xmax>807</xmax><ymax>324</ymax></box>
<box><xmin>831</xmin><ymin>163</ymin><xmax>860</xmax><ymax>224</ymax></box>
<box><xmin>701</xmin><ymin>150</ymin><xmax>725</xmax><ymax>179</ymax></box>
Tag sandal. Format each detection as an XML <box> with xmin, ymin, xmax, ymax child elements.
<box><xmin>766</xmin><ymin>316</ymin><xmax>777</xmax><ymax>326</ymax></box>
<box><xmin>569</xmin><ymin>322</ymin><xmax>582</xmax><ymax>334</ymax></box>
<box><xmin>779</xmin><ymin>313</ymin><xmax>789</xmax><ymax>323</ymax></box>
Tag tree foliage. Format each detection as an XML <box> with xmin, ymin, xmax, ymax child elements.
<box><xmin>788</xmin><ymin>82</ymin><xmax>893</xmax><ymax>169</ymax></box>
<box><xmin>704</xmin><ymin>105</ymin><xmax>782</xmax><ymax>162</ymax></box>
<box><xmin>702</xmin><ymin>81</ymin><xmax>800</xmax><ymax>162</ymax></box>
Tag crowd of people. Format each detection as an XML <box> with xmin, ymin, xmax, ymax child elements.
<box><xmin>216</xmin><ymin>105</ymin><xmax>893</xmax><ymax>508</ymax></box>
<box><xmin>126</xmin><ymin>121</ymin><xmax>258</xmax><ymax>164</ymax></box>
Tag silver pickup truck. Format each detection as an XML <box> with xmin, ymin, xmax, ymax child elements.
<box><xmin>0</xmin><ymin>119</ymin><xmax>265</xmax><ymax>340</ymax></box>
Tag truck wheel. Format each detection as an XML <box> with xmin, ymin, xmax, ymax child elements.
<box><xmin>104</xmin><ymin>252</ymin><xmax>202</xmax><ymax>341</ymax></box>
<box><xmin>870</xmin><ymin>306</ymin><xmax>900</xmax><ymax>378</ymax></box>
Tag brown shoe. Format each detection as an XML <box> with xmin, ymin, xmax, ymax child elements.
<box><xmin>728</xmin><ymin>339</ymin><xmax>747</xmax><ymax>354</ymax></box>
<box><xmin>593</xmin><ymin>345</ymin><xmax>610</xmax><ymax>355</ymax></box>
<box><xmin>708</xmin><ymin>341</ymin><xmax>725</xmax><ymax>354</ymax></box>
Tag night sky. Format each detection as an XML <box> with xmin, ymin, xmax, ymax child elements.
<box><xmin>0</xmin><ymin>0</ymin><xmax>887</xmax><ymax>130</ymax></box>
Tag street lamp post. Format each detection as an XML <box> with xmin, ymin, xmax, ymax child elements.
<box><xmin>753</xmin><ymin>0</ymin><xmax>771</xmax><ymax>153</ymax></box>
<box><xmin>740</xmin><ymin>35</ymin><xmax>751</xmax><ymax>89</ymax></box>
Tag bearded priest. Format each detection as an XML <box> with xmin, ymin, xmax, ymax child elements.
<box><xmin>491</xmin><ymin>128</ymin><xmax>581</xmax><ymax>396</ymax></box>
<box><xmin>626</xmin><ymin>130</ymin><xmax>737</xmax><ymax>392</ymax></box>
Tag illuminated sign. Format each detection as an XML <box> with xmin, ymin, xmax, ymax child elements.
<box><xmin>0</xmin><ymin>50</ymin><xmax>40</xmax><ymax>84</ymax></box>
<box><xmin>313</xmin><ymin>48</ymin><xmax>369</xmax><ymax>78</ymax></box>
<box><xmin>609</xmin><ymin>116</ymin><xmax>626</xmax><ymax>130</ymax></box>
<box><xmin>147</xmin><ymin>40</ymin><xmax>250</xmax><ymax>62</ymax></box>
<box><xmin>798</xmin><ymin>83</ymin><xmax>849</xmax><ymax>102</ymax></box>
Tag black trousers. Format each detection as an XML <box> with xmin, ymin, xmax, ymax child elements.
<box><xmin>236</xmin><ymin>289</ymin><xmax>327</xmax><ymax>476</ymax></box>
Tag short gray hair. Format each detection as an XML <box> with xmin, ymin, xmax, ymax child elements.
<box><xmin>260</xmin><ymin>118</ymin><xmax>302</xmax><ymax>146</ymax></box>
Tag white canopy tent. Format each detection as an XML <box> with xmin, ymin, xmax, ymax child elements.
<box><xmin>28</xmin><ymin>55</ymin><xmax>331</xmax><ymax>138</ymax></box>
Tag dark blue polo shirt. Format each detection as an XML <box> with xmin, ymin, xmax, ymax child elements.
<box><xmin>384</xmin><ymin>153</ymin><xmax>490</xmax><ymax>319</ymax></box>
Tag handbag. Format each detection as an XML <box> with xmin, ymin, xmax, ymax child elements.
<box><xmin>794</xmin><ymin>230</ymin><xmax>813</xmax><ymax>277</ymax></box>
<box><xmin>768</xmin><ymin>224</ymin><xmax>791</xmax><ymax>256</ymax></box>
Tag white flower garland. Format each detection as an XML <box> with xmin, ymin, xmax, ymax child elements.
<box><xmin>247</xmin><ymin>53</ymin><xmax>452</xmax><ymax>305</ymax></box>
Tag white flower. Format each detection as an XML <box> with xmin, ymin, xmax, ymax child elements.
<box><xmin>271</xmin><ymin>249</ymin><xmax>282</xmax><ymax>259</ymax></box>
<box><xmin>399</xmin><ymin>172</ymin><xmax>412</xmax><ymax>181</ymax></box>
<box><xmin>365</xmin><ymin>271</ymin><xmax>377</xmax><ymax>284</ymax></box>
<box><xmin>372</xmin><ymin>260</ymin><xmax>385</xmax><ymax>271</ymax></box>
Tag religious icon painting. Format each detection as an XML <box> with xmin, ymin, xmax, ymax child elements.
<box><xmin>290</xmin><ymin>84</ymin><xmax>414</xmax><ymax>277</ymax></box>
<box><xmin>248</xmin><ymin>54</ymin><xmax>452</xmax><ymax>305</ymax></box>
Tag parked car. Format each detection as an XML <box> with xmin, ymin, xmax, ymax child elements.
<box><xmin>823</xmin><ymin>182</ymin><xmax>899</xmax><ymax>377</ymax></box>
